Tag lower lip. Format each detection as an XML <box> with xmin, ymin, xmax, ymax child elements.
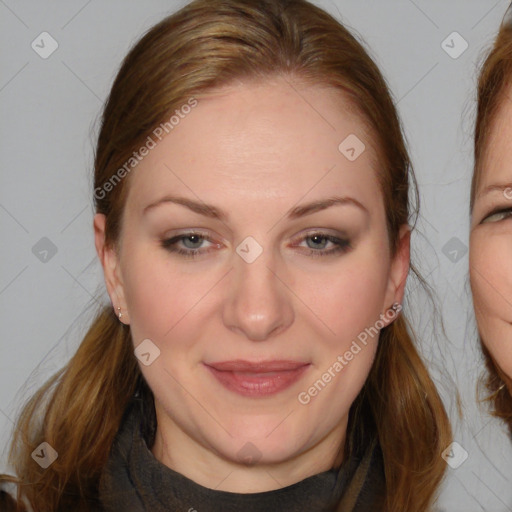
<box><xmin>205</xmin><ymin>364</ymin><xmax>310</xmax><ymax>397</ymax></box>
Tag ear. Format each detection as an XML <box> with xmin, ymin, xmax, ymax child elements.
<box><xmin>93</xmin><ymin>213</ymin><xmax>130</xmax><ymax>324</ymax></box>
<box><xmin>382</xmin><ymin>224</ymin><xmax>410</xmax><ymax>324</ymax></box>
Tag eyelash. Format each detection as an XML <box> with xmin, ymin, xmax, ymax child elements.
<box><xmin>481</xmin><ymin>207</ymin><xmax>512</xmax><ymax>224</ymax></box>
<box><xmin>160</xmin><ymin>231</ymin><xmax>351</xmax><ymax>259</ymax></box>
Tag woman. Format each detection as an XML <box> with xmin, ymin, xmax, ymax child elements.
<box><xmin>0</xmin><ymin>0</ymin><xmax>451</xmax><ymax>510</ymax></box>
<box><xmin>470</xmin><ymin>3</ymin><xmax>512</xmax><ymax>437</ymax></box>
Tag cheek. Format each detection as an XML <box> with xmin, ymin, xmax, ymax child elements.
<box><xmin>470</xmin><ymin>232</ymin><xmax>512</xmax><ymax>379</ymax></box>
<box><xmin>470</xmin><ymin>232</ymin><xmax>512</xmax><ymax>320</ymax></box>
<box><xmin>121</xmin><ymin>248</ymin><xmax>214</xmax><ymax>344</ymax></box>
<box><xmin>294</xmin><ymin>260</ymin><xmax>388</xmax><ymax>428</ymax></box>
<box><xmin>319</xmin><ymin>272</ymin><xmax>386</xmax><ymax>337</ymax></box>
<box><xmin>304</xmin><ymin>250</ymin><xmax>391</xmax><ymax>352</ymax></box>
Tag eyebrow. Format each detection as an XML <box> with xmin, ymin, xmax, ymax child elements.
<box><xmin>142</xmin><ymin>194</ymin><xmax>368</xmax><ymax>221</ymax></box>
<box><xmin>479</xmin><ymin>181</ymin><xmax>512</xmax><ymax>197</ymax></box>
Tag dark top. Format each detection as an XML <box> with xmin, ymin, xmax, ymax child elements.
<box><xmin>97</xmin><ymin>395</ymin><xmax>386</xmax><ymax>511</ymax></box>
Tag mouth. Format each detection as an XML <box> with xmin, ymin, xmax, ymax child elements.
<box><xmin>204</xmin><ymin>360</ymin><xmax>311</xmax><ymax>397</ymax></box>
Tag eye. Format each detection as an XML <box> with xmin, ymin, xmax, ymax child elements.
<box><xmin>160</xmin><ymin>230</ymin><xmax>352</xmax><ymax>260</ymax></box>
<box><xmin>161</xmin><ymin>232</ymin><xmax>219</xmax><ymax>259</ymax></box>
<box><xmin>294</xmin><ymin>231</ymin><xmax>351</xmax><ymax>257</ymax></box>
<box><xmin>481</xmin><ymin>207</ymin><xmax>512</xmax><ymax>224</ymax></box>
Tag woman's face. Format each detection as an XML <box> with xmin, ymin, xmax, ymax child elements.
<box><xmin>95</xmin><ymin>77</ymin><xmax>409</xmax><ymax>488</ymax></box>
<box><xmin>471</xmin><ymin>87</ymin><xmax>512</xmax><ymax>389</ymax></box>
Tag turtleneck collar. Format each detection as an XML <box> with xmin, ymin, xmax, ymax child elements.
<box><xmin>98</xmin><ymin>395</ymin><xmax>385</xmax><ymax>512</ymax></box>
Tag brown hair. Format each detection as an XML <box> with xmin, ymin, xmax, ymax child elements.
<box><xmin>0</xmin><ymin>1</ymin><xmax>451</xmax><ymax>510</ymax></box>
<box><xmin>471</xmin><ymin>12</ymin><xmax>512</xmax><ymax>435</ymax></box>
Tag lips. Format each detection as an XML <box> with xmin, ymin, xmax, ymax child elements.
<box><xmin>206</xmin><ymin>360</ymin><xmax>309</xmax><ymax>372</ymax></box>
<box><xmin>204</xmin><ymin>360</ymin><xmax>310</xmax><ymax>397</ymax></box>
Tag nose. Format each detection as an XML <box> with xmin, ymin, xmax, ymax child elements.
<box><xmin>222</xmin><ymin>246</ymin><xmax>294</xmax><ymax>342</ymax></box>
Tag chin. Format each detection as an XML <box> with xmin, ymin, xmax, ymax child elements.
<box><xmin>210</xmin><ymin>418</ymin><xmax>311</xmax><ymax>465</ymax></box>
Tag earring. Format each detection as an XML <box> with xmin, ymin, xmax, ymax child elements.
<box><xmin>117</xmin><ymin>306</ymin><xmax>123</xmax><ymax>321</ymax></box>
<box><xmin>392</xmin><ymin>302</ymin><xmax>401</xmax><ymax>311</ymax></box>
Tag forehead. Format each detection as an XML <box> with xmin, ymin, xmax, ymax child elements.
<box><xmin>125</xmin><ymin>78</ymin><xmax>382</xmax><ymax>212</ymax></box>
<box><xmin>480</xmin><ymin>85</ymin><xmax>512</xmax><ymax>188</ymax></box>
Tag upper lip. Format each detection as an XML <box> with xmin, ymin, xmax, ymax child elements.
<box><xmin>205</xmin><ymin>360</ymin><xmax>310</xmax><ymax>372</ymax></box>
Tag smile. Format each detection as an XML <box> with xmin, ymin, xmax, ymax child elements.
<box><xmin>203</xmin><ymin>360</ymin><xmax>311</xmax><ymax>397</ymax></box>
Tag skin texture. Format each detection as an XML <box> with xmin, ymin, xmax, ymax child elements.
<box><xmin>94</xmin><ymin>77</ymin><xmax>410</xmax><ymax>493</ymax></box>
<box><xmin>470</xmin><ymin>86</ymin><xmax>512</xmax><ymax>393</ymax></box>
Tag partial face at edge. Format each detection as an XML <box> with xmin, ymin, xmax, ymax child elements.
<box><xmin>95</xmin><ymin>77</ymin><xmax>409</xmax><ymax>469</ymax></box>
<box><xmin>470</xmin><ymin>85</ymin><xmax>512</xmax><ymax>388</ymax></box>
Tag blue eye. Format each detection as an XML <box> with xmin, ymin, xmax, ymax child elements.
<box><xmin>161</xmin><ymin>232</ymin><xmax>214</xmax><ymax>259</ymax></box>
<box><xmin>297</xmin><ymin>233</ymin><xmax>351</xmax><ymax>257</ymax></box>
<box><xmin>161</xmin><ymin>231</ymin><xmax>351</xmax><ymax>259</ymax></box>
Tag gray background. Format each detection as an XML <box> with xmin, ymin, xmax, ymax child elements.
<box><xmin>1</xmin><ymin>1</ymin><xmax>511</xmax><ymax>510</ymax></box>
